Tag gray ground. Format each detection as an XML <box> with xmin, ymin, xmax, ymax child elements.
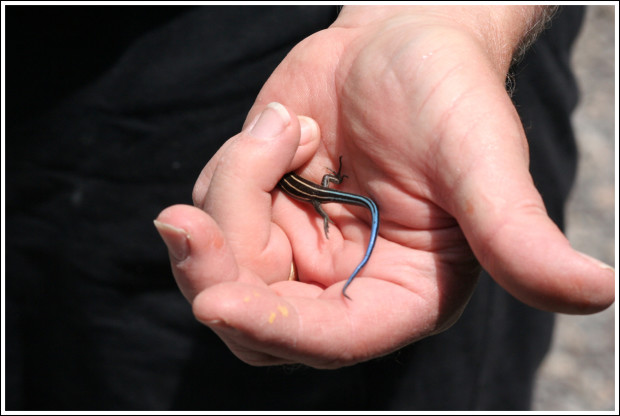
<box><xmin>531</xmin><ymin>5</ymin><xmax>616</xmax><ymax>411</ymax></box>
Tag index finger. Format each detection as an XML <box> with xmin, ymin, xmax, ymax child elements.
<box><xmin>203</xmin><ymin>103</ymin><xmax>320</xmax><ymax>282</ymax></box>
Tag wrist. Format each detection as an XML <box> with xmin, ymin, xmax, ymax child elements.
<box><xmin>467</xmin><ymin>5</ymin><xmax>558</xmax><ymax>70</ymax></box>
<box><xmin>335</xmin><ymin>5</ymin><xmax>556</xmax><ymax>74</ymax></box>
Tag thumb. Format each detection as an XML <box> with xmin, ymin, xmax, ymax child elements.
<box><xmin>469</xmin><ymin>193</ymin><xmax>614</xmax><ymax>314</ymax></box>
<box><xmin>445</xmin><ymin>104</ymin><xmax>614</xmax><ymax>314</ymax></box>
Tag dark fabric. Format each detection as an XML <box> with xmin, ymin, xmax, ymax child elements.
<box><xmin>5</xmin><ymin>5</ymin><xmax>584</xmax><ymax>410</ymax></box>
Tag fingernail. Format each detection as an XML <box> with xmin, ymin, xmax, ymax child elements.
<box><xmin>578</xmin><ymin>251</ymin><xmax>615</xmax><ymax>273</ymax></box>
<box><xmin>154</xmin><ymin>220</ymin><xmax>190</xmax><ymax>262</ymax></box>
<box><xmin>204</xmin><ymin>319</ymin><xmax>240</xmax><ymax>335</ymax></box>
<box><xmin>249</xmin><ymin>102</ymin><xmax>290</xmax><ymax>139</ymax></box>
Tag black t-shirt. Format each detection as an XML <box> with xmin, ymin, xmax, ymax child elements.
<box><xmin>5</xmin><ymin>6</ymin><xmax>583</xmax><ymax>410</ymax></box>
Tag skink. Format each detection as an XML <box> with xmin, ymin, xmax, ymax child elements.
<box><xmin>278</xmin><ymin>157</ymin><xmax>379</xmax><ymax>299</ymax></box>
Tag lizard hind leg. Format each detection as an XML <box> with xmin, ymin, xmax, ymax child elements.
<box><xmin>312</xmin><ymin>199</ymin><xmax>333</xmax><ymax>239</ymax></box>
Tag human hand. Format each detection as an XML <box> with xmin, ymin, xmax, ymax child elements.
<box><xmin>241</xmin><ymin>5</ymin><xmax>615</xmax><ymax>313</ymax></box>
<box><xmin>156</xmin><ymin>102</ymin><xmax>478</xmax><ymax>368</ymax></box>
<box><xmin>156</xmin><ymin>6</ymin><xmax>614</xmax><ymax>368</ymax></box>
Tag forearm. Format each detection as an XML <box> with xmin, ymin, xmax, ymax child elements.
<box><xmin>335</xmin><ymin>5</ymin><xmax>558</xmax><ymax>74</ymax></box>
